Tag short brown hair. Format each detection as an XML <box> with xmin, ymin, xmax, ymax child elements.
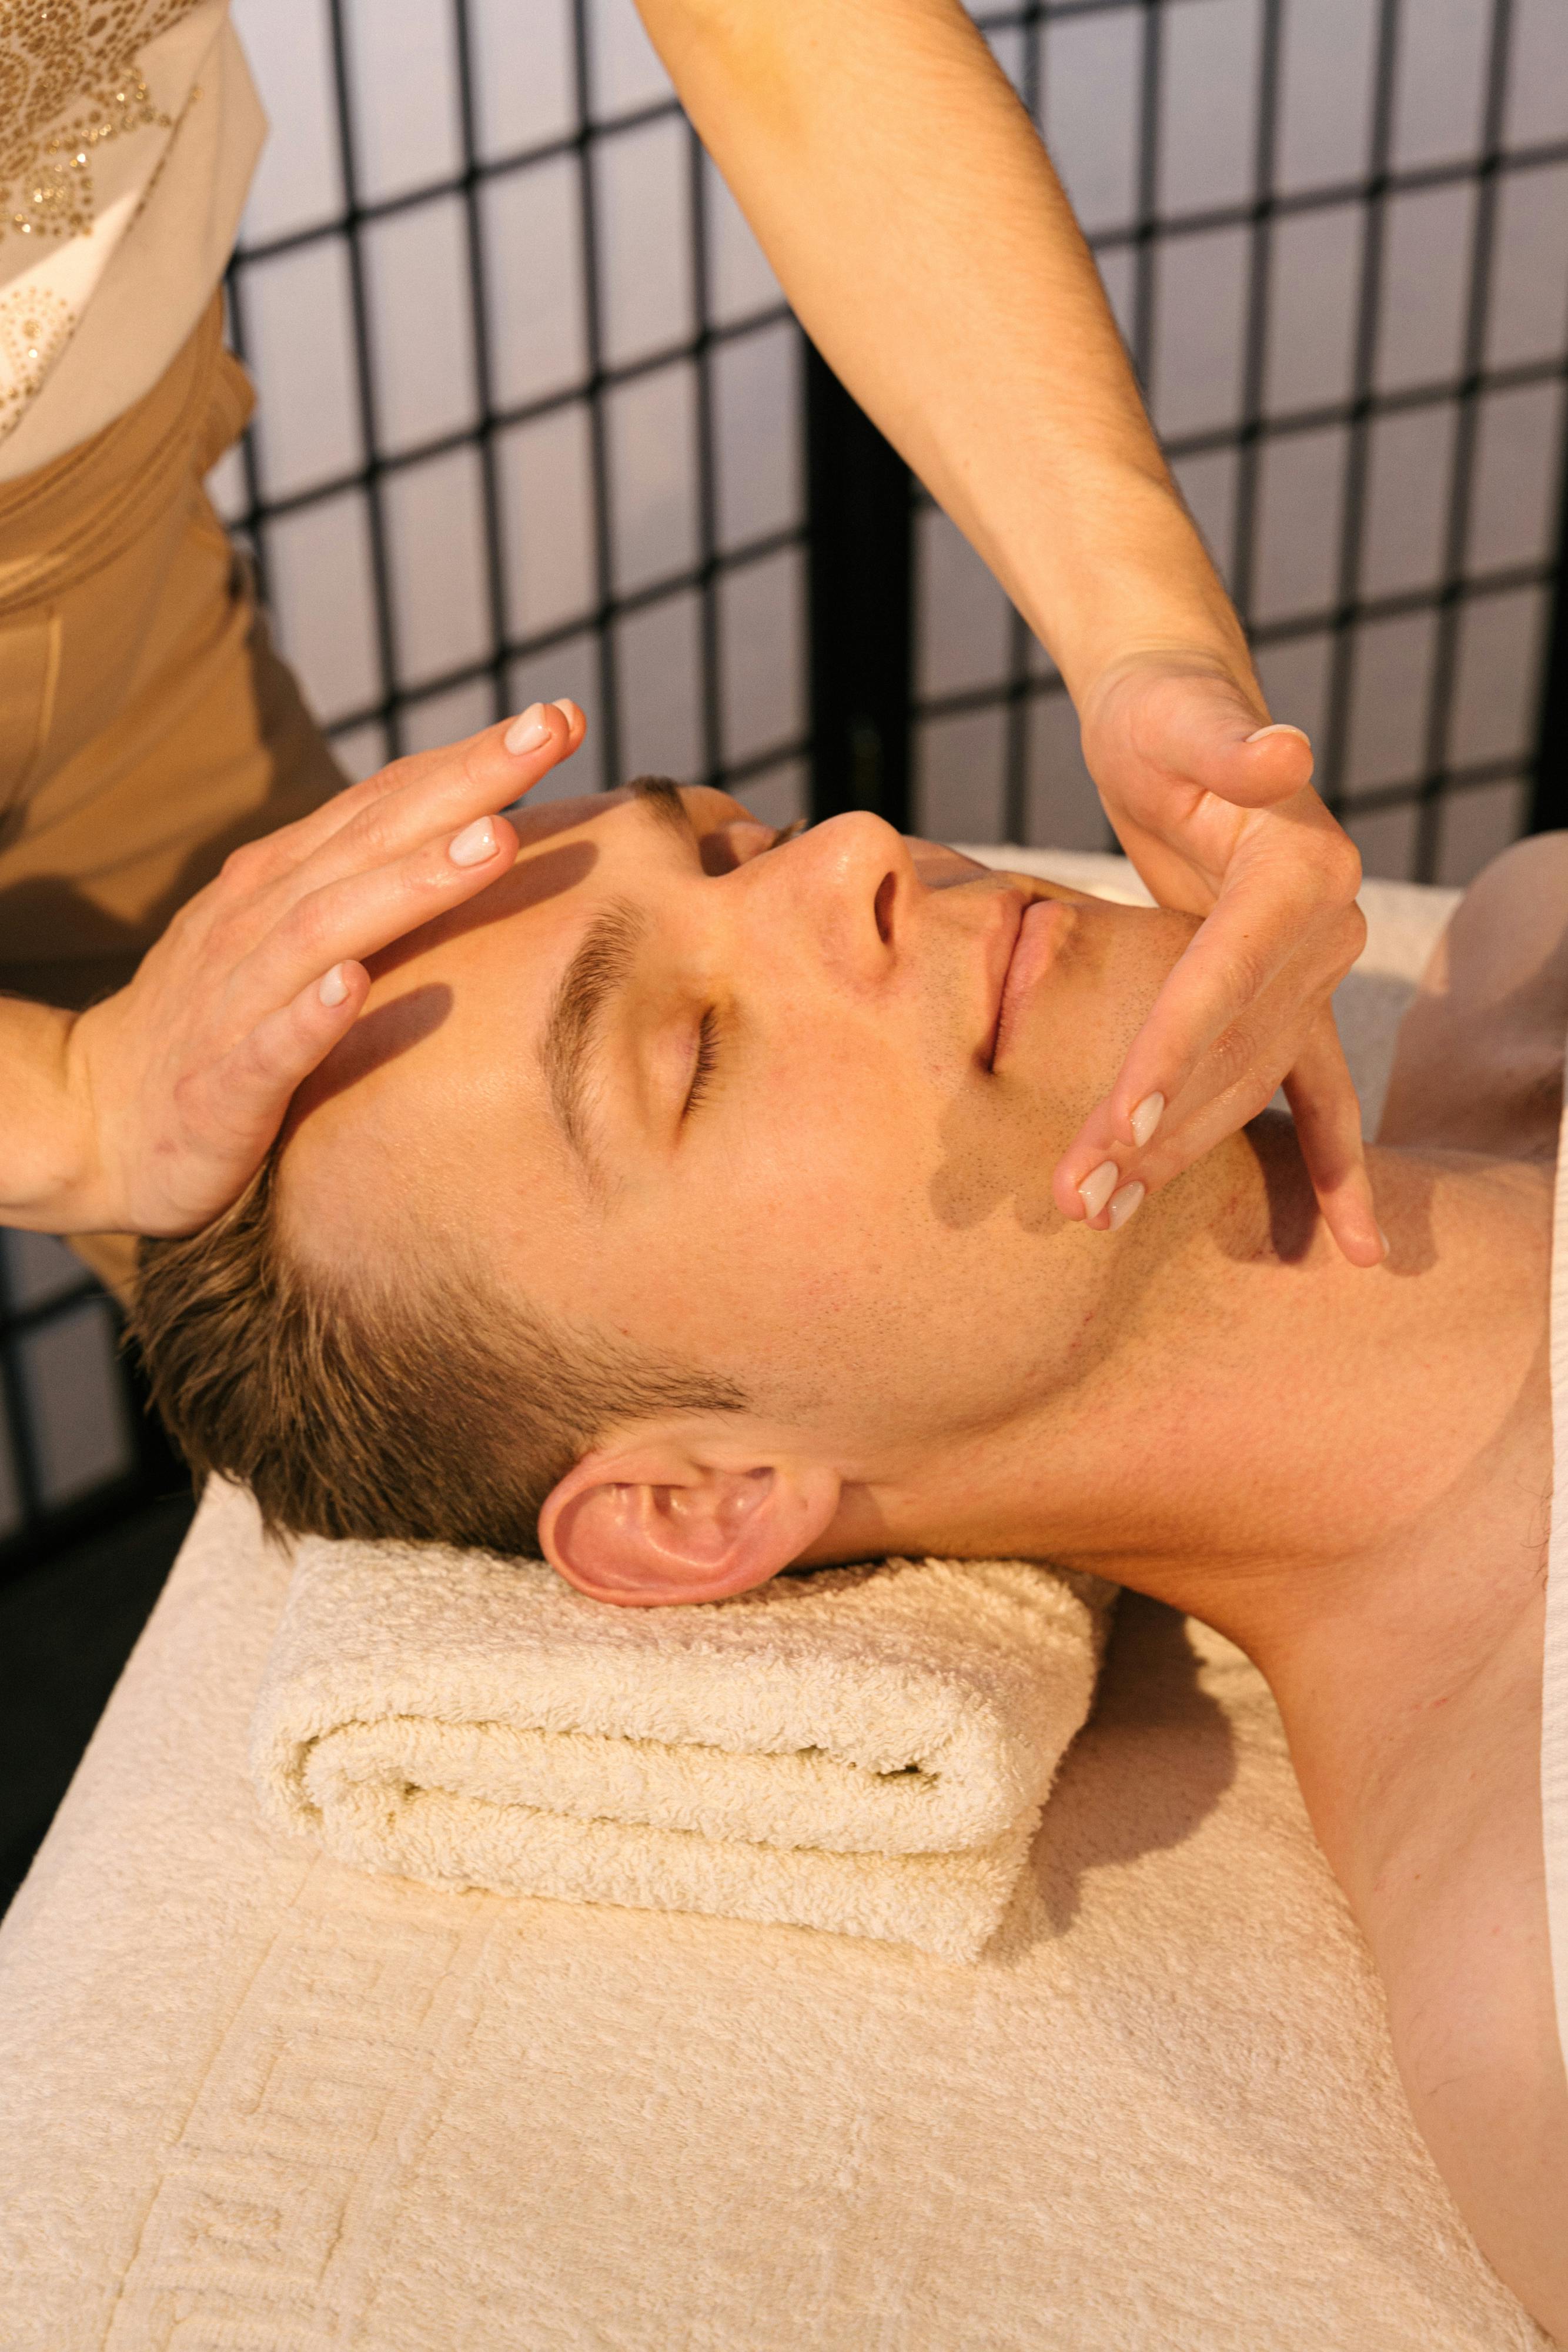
<box><xmin>131</xmin><ymin>1154</ymin><xmax>745</xmax><ymax>1558</ymax></box>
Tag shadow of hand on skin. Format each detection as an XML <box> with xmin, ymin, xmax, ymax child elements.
<box><xmin>927</xmin><ymin>1088</ymin><xmax>1075</xmax><ymax>1237</ymax></box>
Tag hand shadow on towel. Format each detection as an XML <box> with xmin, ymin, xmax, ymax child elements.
<box><xmin>991</xmin><ymin>1593</ymin><xmax>1238</xmax><ymax>1956</ymax></box>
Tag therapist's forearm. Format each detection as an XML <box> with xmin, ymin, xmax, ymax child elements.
<box><xmin>637</xmin><ymin>0</ymin><xmax>1253</xmax><ymax>707</ymax></box>
<box><xmin>0</xmin><ymin>998</ymin><xmax>96</xmax><ymax>1230</ymax></box>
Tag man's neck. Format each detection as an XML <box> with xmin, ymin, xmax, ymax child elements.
<box><xmin>867</xmin><ymin>1116</ymin><xmax>1552</xmax><ymax>1676</ymax></box>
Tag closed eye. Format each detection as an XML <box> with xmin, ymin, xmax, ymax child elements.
<box><xmin>684</xmin><ymin>1007</ymin><xmax>720</xmax><ymax>1117</ymax></box>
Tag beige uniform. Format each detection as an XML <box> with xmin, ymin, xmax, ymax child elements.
<box><xmin>0</xmin><ymin>7</ymin><xmax>344</xmax><ymax>1285</ymax></box>
<box><xmin>0</xmin><ymin>295</ymin><xmax>345</xmax><ymax>1014</ymax></box>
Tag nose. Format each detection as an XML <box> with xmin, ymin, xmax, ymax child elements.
<box><xmin>747</xmin><ymin>810</ymin><xmax>914</xmax><ymax>987</ymax></box>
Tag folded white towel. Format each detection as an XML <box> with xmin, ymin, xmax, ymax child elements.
<box><xmin>251</xmin><ymin>1535</ymin><xmax>1116</xmax><ymax>1962</ymax></box>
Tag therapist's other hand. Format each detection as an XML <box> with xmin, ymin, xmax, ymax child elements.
<box><xmin>62</xmin><ymin>700</ymin><xmax>585</xmax><ymax>1236</ymax></box>
<box><xmin>1055</xmin><ymin>651</ymin><xmax>1383</xmax><ymax>1268</ymax></box>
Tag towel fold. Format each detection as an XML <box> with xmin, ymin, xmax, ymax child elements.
<box><xmin>250</xmin><ymin>1533</ymin><xmax>1116</xmax><ymax>1962</ymax></box>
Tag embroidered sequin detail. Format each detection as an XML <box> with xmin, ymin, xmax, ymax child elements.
<box><xmin>0</xmin><ymin>0</ymin><xmax>204</xmax><ymax>248</ymax></box>
<box><xmin>0</xmin><ymin>283</ymin><xmax>75</xmax><ymax>436</ymax></box>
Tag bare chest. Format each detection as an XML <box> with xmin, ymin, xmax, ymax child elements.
<box><xmin>1278</xmin><ymin>1471</ymin><xmax>1550</xmax><ymax>1981</ymax></box>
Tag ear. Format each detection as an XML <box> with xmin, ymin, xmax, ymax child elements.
<box><xmin>538</xmin><ymin>1448</ymin><xmax>842</xmax><ymax>1606</ymax></box>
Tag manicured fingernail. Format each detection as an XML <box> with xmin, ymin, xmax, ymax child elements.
<box><xmin>1245</xmin><ymin>722</ymin><xmax>1311</xmax><ymax>746</ymax></box>
<box><xmin>1108</xmin><ymin>1181</ymin><xmax>1145</xmax><ymax>1231</ymax></box>
<box><xmin>1130</xmin><ymin>1091</ymin><xmax>1165</xmax><ymax>1148</ymax></box>
<box><xmin>449</xmin><ymin>816</ymin><xmax>498</xmax><ymax>867</ymax></box>
<box><xmin>1078</xmin><ymin>1160</ymin><xmax>1119</xmax><ymax>1220</ymax></box>
<box><xmin>504</xmin><ymin>703</ymin><xmax>552</xmax><ymax>755</ymax></box>
<box><xmin>318</xmin><ymin>963</ymin><xmax>350</xmax><ymax>1007</ymax></box>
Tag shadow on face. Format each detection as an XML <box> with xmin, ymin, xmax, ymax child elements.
<box><xmin>277</xmin><ymin>783</ymin><xmax>1206</xmax><ymax>1464</ymax></box>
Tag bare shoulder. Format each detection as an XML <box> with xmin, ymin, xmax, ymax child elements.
<box><xmin>1369</xmin><ymin>1590</ymin><xmax>1568</xmax><ymax>2341</ymax></box>
<box><xmin>1379</xmin><ymin>831</ymin><xmax>1568</xmax><ymax>1158</ymax></box>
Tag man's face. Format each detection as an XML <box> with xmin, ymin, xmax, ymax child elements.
<box><xmin>283</xmin><ymin>784</ymin><xmax>1197</xmax><ymax>1469</ymax></box>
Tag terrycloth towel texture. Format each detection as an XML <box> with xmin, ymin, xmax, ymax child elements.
<box><xmin>0</xmin><ymin>1474</ymin><xmax>1541</xmax><ymax>2351</ymax></box>
<box><xmin>1</xmin><ymin>867</ymin><xmax>1542</xmax><ymax>2348</ymax></box>
<box><xmin>249</xmin><ymin>855</ymin><xmax>1457</xmax><ymax>1970</ymax></box>
<box><xmin>252</xmin><ymin>1538</ymin><xmax>1116</xmax><ymax>1963</ymax></box>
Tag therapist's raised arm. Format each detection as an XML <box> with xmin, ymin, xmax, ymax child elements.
<box><xmin>637</xmin><ymin>0</ymin><xmax>1383</xmax><ymax>1265</ymax></box>
<box><xmin>0</xmin><ymin>703</ymin><xmax>584</xmax><ymax>1240</ymax></box>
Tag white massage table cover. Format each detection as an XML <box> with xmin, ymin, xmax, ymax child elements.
<box><xmin>0</xmin><ymin>860</ymin><xmax>1550</xmax><ymax>2351</ymax></box>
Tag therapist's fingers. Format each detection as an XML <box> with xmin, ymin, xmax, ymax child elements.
<box><xmin>1052</xmin><ymin>824</ymin><xmax>1365</xmax><ymax>1221</ymax></box>
<box><xmin>292</xmin><ymin>702</ymin><xmax>576</xmax><ymax>890</ymax></box>
<box><xmin>1055</xmin><ymin>957</ymin><xmax>1385</xmax><ymax>1265</ymax></box>
<box><xmin>223</xmin><ymin>699</ymin><xmax>589</xmax><ymax>1047</ymax></box>
<box><xmin>1281</xmin><ymin>1010</ymin><xmax>1385</xmax><ymax>1266</ymax></box>
<box><xmin>228</xmin><ymin>804</ymin><xmax>525</xmax><ymax>1013</ymax></box>
<box><xmin>311</xmin><ymin>698</ymin><xmax>586</xmax><ymax>856</ymax></box>
<box><xmin>188</xmin><ymin>960</ymin><xmax>377</xmax><ymax>1139</ymax></box>
<box><xmin>1075</xmin><ymin>998</ymin><xmax>1381</xmax><ymax>1259</ymax></box>
<box><xmin>221</xmin><ymin>699</ymin><xmax>584</xmax><ymax>899</ymax></box>
<box><xmin>1083</xmin><ymin>656</ymin><xmax>1317</xmax><ymax>835</ymax></box>
<box><xmin>182</xmin><ymin>703</ymin><xmax>584</xmax><ymax>1006</ymax></box>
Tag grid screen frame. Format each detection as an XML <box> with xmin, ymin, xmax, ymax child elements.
<box><xmin>914</xmin><ymin>0</ymin><xmax>1568</xmax><ymax>876</ymax></box>
<box><xmin>216</xmin><ymin>0</ymin><xmax>813</xmax><ymax>817</ymax></box>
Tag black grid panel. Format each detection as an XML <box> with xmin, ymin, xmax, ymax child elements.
<box><xmin>915</xmin><ymin>0</ymin><xmax>1568</xmax><ymax>887</ymax></box>
<box><xmin>2</xmin><ymin>0</ymin><xmax>813</xmax><ymax>1575</ymax></box>
<box><xmin>0</xmin><ymin>1232</ymin><xmax>175</xmax><ymax>1574</ymax></box>
<box><xmin>212</xmin><ymin>0</ymin><xmax>810</xmax><ymax>830</ymax></box>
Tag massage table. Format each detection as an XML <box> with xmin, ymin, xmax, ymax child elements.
<box><xmin>0</xmin><ymin>855</ymin><xmax>1547</xmax><ymax>2351</ymax></box>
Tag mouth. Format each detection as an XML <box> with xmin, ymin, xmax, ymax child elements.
<box><xmin>982</xmin><ymin>893</ymin><xmax>1072</xmax><ymax>1071</ymax></box>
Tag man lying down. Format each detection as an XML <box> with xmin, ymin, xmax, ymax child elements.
<box><xmin>131</xmin><ymin>775</ymin><xmax>1567</xmax><ymax>2338</ymax></box>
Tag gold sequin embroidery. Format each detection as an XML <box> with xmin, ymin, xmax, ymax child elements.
<box><xmin>0</xmin><ymin>0</ymin><xmax>206</xmax><ymax>248</ymax></box>
<box><xmin>0</xmin><ymin>284</ymin><xmax>76</xmax><ymax>435</ymax></box>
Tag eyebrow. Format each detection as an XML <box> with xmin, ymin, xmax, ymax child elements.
<box><xmin>537</xmin><ymin>783</ymin><xmax>697</xmax><ymax>1174</ymax></box>
<box><xmin>628</xmin><ymin>773</ymin><xmax>698</xmax><ymax>846</ymax></box>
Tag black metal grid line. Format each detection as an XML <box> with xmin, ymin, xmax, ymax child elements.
<box><xmin>3</xmin><ymin>0</ymin><xmax>818</xmax><ymax>1574</ymax></box>
<box><xmin>450</xmin><ymin>0</ymin><xmax>514</xmax><ymax>738</ymax></box>
<box><xmin>225</xmin><ymin>302</ymin><xmax>788</xmax><ymax>530</ymax></box>
<box><xmin>230</xmin><ymin>96</ymin><xmax>684</xmax><ymax>269</ymax></box>
<box><xmin>230</xmin><ymin>99</ymin><xmax>1568</xmax><ymax>279</ymax></box>
<box><xmin>323</xmin><ymin>0</ymin><xmax>403</xmax><ymax>756</ymax></box>
<box><xmin>999</xmin><ymin>17</ymin><xmax>1046</xmax><ymax>843</ymax></box>
<box><xmin>1129</xmin><ymin>0</ymin><xmax>1164</xmax><ymax>379</ymax></box>
<box><xmin>570</xmin><ymin>0</ymin><xmax>622</xmax><ymax>793</ymax></box>
<box><xmin>223</xmin><ymin>0</ymin><xmax>810</xmax><ymax>793</ymax></box>
<box><xmin>1315</xmin><ymin>0</ymin><xmax>1401</xmax><ymax>836</ymax></box>
<box><xmin>253</xmin><ymin>519</ymin><xmax>803</xmax><ymax>754</ymax></box>
<box><xmin>913</xmin><ymin>0</ymin><xmax>1568</xmax><ymax>877</ymax></box>
<box><xmin>1411</xmin><ymin>0</ymin><xmax>1516</xmax><ymax>878</ymax></box>
<box><xmin>1226</xmin><ymin>0</ymin><xmax>1284</xmax><ymax>622</ymax></box>
<box><xmin>0</xmin><ymin>1252</ymin><xmax>67</xmax><ymax>1537</ymax></box>
<box><xmin>688</xmin><ymin>122</ymin><xmax>724</xmax><ymax>789</ymax></box>
<box><xmin>0</xmin><ymin>1242</ymin><xmax>182</xmax><ymax>1580</ymax></box>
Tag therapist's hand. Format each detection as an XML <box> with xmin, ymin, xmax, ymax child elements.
<box><xmin>54</xmin><ymin>700</ymin><xmax>585</xmax><ymax>1237</ymax></box>
<box><xmin>1053</xmin><ymin>650</ymin><xmax>1384</xmax><ymax>1268</ymax></box>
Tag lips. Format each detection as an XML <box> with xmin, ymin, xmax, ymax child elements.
<box><xmin>984</xmin><ymin>895</ymin><xmax>1070</xmax><ymax>1071</ymax></box>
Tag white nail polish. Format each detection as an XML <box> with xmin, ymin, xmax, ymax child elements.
<box><xmin>504</xmin><ymin>703</ymin><xmax>551</xmax><ymax>755</ymax></box>
<box><xmin>317</xmin><ymin>963</ymin><xmax>349</xmax><ymax>1007</ymax></box>
<box><xmin>1108</xmin><ymin>1181</ymin><xmax>1145</xmax><ymax>1231</ymax></box>
<box><xmin>1130</xmin><ymin>1091</ymin><xmax>1165</xmax><ymax>1148</ymax></box>
<box><xmin>1078</xmin><ymin>1160</ymin><xmax>1119</xmax><ymax>1220</ymax></box>
<box><xmin>449</xmin><ymin>816</ymin><xmax>497</xmax><ymax>867</ymax></box>
<box><xmin>1244</xmin><ymin>722</ymin><xmax>1311</xmax><ymax>746</ymax></box>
